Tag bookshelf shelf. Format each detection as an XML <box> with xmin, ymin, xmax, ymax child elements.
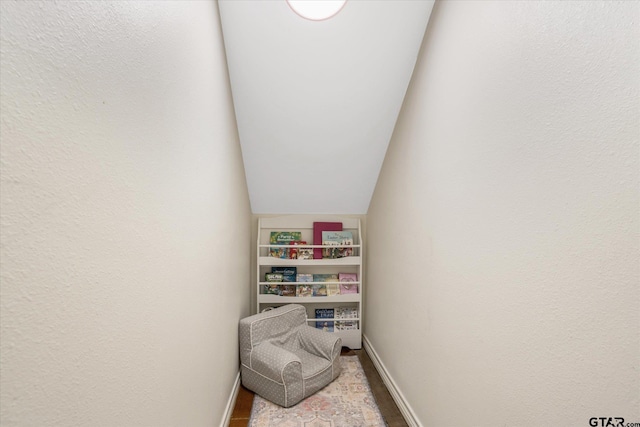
<box><xmin>258</xmin><ymin>256</ymin><xmax>362</xmax><ymax>267</ymax></box>
<box><xmin>256</xmin><ymin>216</ymin><xmax>363</xmax><ymax>349</ymax></box>
<box><xmin>258</xmin><ymin>295</ymin><xmax>361</xmax><ymax>304</ymax></box>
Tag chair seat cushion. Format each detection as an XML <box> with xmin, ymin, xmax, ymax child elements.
<box><xmin>291</xmin><ymin>348</ymin><xmax>332</xmax><ymax>379</ymax></box>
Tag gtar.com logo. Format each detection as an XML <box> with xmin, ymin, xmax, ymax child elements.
<box><xmin>589</xmin><ymin>418</ymin><xmax>624</xmax><ymax>427</ymax></box>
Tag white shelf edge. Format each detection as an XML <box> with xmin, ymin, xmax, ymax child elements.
<box><xmin>259</xmin><ymin>244</ymin><xmax>361</xmax><ymax>248</ymax></box>
<box><xmin>258</xmin><ymin>282</ymin><xmax>360</xmax><ymax>285</ymax></box>
<box><xmin>258</xmin><ymin>295</ymin><xmax>361</xmax><ymax>303</ymax></box>
<box><xmin>258</xmin><ymin>256</ymin><xmax>361</xmax><ymax>266</ymax></box>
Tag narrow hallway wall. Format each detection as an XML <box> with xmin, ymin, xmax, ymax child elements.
<box><xmin>366</xmin><ymin>1</ymin><xmax>639</xmax><ymax>426</ymax></box>
<box><xmin>0</xmin><ymin>2</ymin><xmax>251</xmax><ymax>426</ymax></box>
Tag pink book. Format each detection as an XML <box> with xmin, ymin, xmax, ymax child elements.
<box><xmin>339</xmin><ymin>273</ymin><xmax>359</xmax><ymax>294</ymax></box>
<box><xmin>313</xmin><ymin>222</ymin><xmax>342</xmax><ymax>259</ymax></box>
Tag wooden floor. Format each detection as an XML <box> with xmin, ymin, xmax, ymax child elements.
<box><xmin>229</xmin><ymin>348</ymin><xmax>408</xmax><ymax>427</ymax></box>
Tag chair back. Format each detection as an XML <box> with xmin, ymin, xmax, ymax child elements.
<box><xmin>239</xmin><ymin>304</ymin><xmax>307</xmax><ymax>363</ymax></box>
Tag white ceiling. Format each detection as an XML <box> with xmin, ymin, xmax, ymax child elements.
<box><xmin>218</xmin><ymin>0</ymin><xmax>434</xmax><ymax>214</ymax></box>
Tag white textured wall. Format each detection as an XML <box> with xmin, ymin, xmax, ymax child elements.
<box><xmin>0</xmin><ymin>2</ymin><xmax>251</xmax><ymax>426</ymax></box>
<box><xmin>366</xmin><ymin>1</ymin><xmax>639</xmax><ymax>426</ymax></box>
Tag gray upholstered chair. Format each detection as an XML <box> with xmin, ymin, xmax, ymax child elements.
<box><xmin>239</xmin><ymin>304</ymin><xmax>342</xmax><ymax>407</ymax></box>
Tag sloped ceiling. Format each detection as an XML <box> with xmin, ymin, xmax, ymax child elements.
<box><xmin>218</xmin><ymin>0</ymin><xmax>434</xmax><ymax>214</ymax></box>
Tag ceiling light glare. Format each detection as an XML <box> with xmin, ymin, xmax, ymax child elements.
<box><xmin>287</xmin><ymin>0</ymin><xmax>347</xmax><ymax>21</ymax></box>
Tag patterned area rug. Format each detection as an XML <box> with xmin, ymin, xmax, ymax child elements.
<box><xmin>248</xmin><ymin>355</ymin><xmax>386</xmax><ymax>427</ymax></box>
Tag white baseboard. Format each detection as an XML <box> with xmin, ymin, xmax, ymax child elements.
<box><xmin>363</xmin><ymin>335</ymin><xmax>423</xmax><ymax>427</ymax></box>
<box><xmin>220</xmin><ymin>371</ymin><xmax>241</xmax><ymax>427</ymax></box>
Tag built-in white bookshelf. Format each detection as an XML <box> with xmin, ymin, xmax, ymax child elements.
<box><xmin>256</xmin><ymin>216</ymin><xmax>363</xmax><ymax>349</ymax></box>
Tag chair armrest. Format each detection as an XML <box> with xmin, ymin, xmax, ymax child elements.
<box><xmin>298</xmin><ymin>325</ymin><xmax>342</xmax><ymax>361</ymax></box>
<box><xmin>247</xmin><ymin>341</ymin><xmax>302</xmax><ymax>384</ymax></box>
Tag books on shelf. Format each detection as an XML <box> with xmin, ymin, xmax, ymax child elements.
<box><xmin>339</xmin><ymin>273</ymin><xmax>359</xmax><ymax>294</ymax></box>
<box><xmin>313</xmin><ymin>274</ymin><xmax>339</xmax><ymax>295</ymax></box>
<box><xmin>280</xmin><ymin>284</ymin><xmax>296</xmax><ymax>297</ymax></box>
<box><xmin>312</xmin><ymin>284</ymin><xmax>327</xmax><ymax>297</ymax></box>
<box><xmin>288</xmin><ymin>241</ymin><xmax>302</xmax><ymax>259</ymax></box>
<box><xmin>339</xmin><ymin>283</ymin><xmax>358</xmax><ymax>294</ymax></box>
<box><xmin>297</xmin><ymin>284</ymin><xmax>313</xmax><ymax>297</ymax></box>
<box><xmin>290</xmin><ymin>241</ymin><xmax>313</xmax><ymax>260</ymax></box>
<box><xmin>322</xmin><ymin>231</ymin><xmax>353</xmax><ymax>259</ymax></box>
<box><xmin>258</xmin><ymin>218</ymin><xmax>362</xmax><ymax>349</ymax></box>
<box><xmin>313</xmin><ymin>273</ymin><xmax>339</xmax><ymax>282</ymax></box>
<box><xmin>272</xmin><ymin>267</ymin><xmax>297</xmax><ymax>282</ymax></box>
<box><xmin>315</xmin><ymin>306</ymin><xmax>358</xmax><ymax>332</ymax></box>
<box><xmin>299</xmin><ymin>247</ymin><xmax>313</xmax><ymax>260</ymax></box>
<box><xmin>296</xmin><ymin>273</ymin><xmax>313</xmax><ymax>282</ymax></box>
<box><xmin>336</xmin><ymin>321</ymin><xmax>358</xmax><ymax>331</ymax></box>
<box><xmin>338</xmin><ymin>273</ymin><xmax>357</xmax><ymax>282</ymax></box>
<box><xmin>265</xmin><ymin>273</ymin><xmax>283</xmax><ymax>282</ymax></box>
<box><xmin>262</xmin><ymin>284</ymin><xmax>281</xmax><ymax>295</ymax></box>
<box><xmin>313</xmin><ymin>222</ymin><xmax>342</xmax><ymax>259</ymax></box>
<box><xmin>335</xmin><ymin>306</ymin><xmax>358</xmax><ymax>319</ymax></box>
<box><xmin>262</xmin><ymin>271</ymin><xmax>358</xmax><ymax>298</ymax></box>
<box><xmin>269</xmin><ymin>231</ymin><xmax>302</xmax><ymax>258</ymax></box>
<box><xmin>326</xmin><ymin>283</ymin><xmax>340</xmax><ymax>296</ymax></box>
<box><xmin>335</xmin><ymin>306</ymin><xmax>359</xmax><ymax>331</ymax></box>
<box><xmin>263</xmin><ymin>272</ymin><xmax>282</xmax><ymax>295</ymax></box>
<box><xmin>315</xmin><ymin>308</ymin><xmax>334</xmax><ymax>332</ymax></box>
